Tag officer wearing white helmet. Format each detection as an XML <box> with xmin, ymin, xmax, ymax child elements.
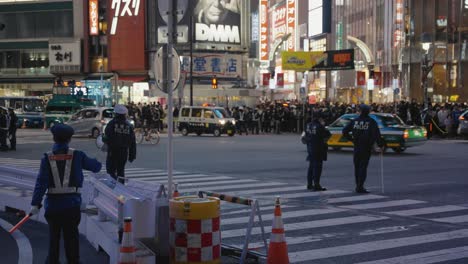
<box><xmin>31</xmin><ymin>124</ymin><xmax>102</xmax><ymax>263</ymax></box>
<box><xmin>103</xmin><ymin>104</ymin><xmax>136</xmax><ymax>184</ymax></box>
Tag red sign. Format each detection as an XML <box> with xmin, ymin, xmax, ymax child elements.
<box><xmin>357</xmin><ymin>71</ymin><xmax>366</xmax><ymax>86</ymax></box>
<box><xmin>286</xmin><ymin>0</ymin><xmax>296</xmax><ymax>51</ymax></box>
<box><xmin>262</xmin><ymin>73</ymin><xmax>270</xmax><ymax>86</ymax></box>
<box><xmin>89</xmin><ymin>0</ymin><xmax>99</xmax><ymax>36</ymax></box>
<box><xmin>271</xmin><ymin>4</ymin><xmax>287</xmax><ymax>42</ymax></box>
<box><xmin>260</xmin><ymin>0</ymin><xmax>269</xmax><ymax>61</ymax></box>
<box><xmin>277</xmin><ymin>73</ymin><xmax>284</xmax><ymax>86</ymax></box>
<box><xmin>108</xmin><ymin>0</ymin><xmax>147</xmax><ymax>73</ymax></box>
<box><xmin>374</xmin><ymin>72</ymin><xmax>382</xmax><ymax>86</ymax></box>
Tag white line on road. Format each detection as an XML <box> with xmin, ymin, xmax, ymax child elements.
<box><xmin>327</xmin><ymin>194</ymin><xmax>386</xmax><ymax>204</ymax></box>
<box><xmin>386</xmin><ymin>205</ymin><xmax>468</xmax><ymax>216</ymax></box>
<box><xmin>430</xmin><ymin>214</ymin><xmax>468</xmax><ymax>223</ymax></box>
<box><xmin>149</xmin><ymin>176</ymin><xmax>234</xmax><ymax>184</ymax></box>
<box><xmin>255</xmin><ymin>190</ymin><xmax>350</xmax><ymax>200</ymax></box>
<box><xmin>222</xmin><ymin>215</ymin><xmax>388</xmax><ymax>239</ymax></box>
<box><xmin>221</xmin><ymin>204</ymin><xmax>297</xmax><ymax>216</ymax></box>
<box><xmin>153</xmin><ymin>179</ymin><xmax>257</xmax><ymax>187</ymax></box>
<box><xmin>355</xmin><ymin>246</ymin><xmax>468</xmax><ymax>264</ymax></box>
<box><xmin>0</xmin><ymin>218</ymin><xmax>33</xmax><ymax>263</ymax></box>
<box><xmin>235</xmin><ymin>186</ymin><xmax>311</xmax><ymax>195</ymax></box>
<box><xmin>133</xmin><ymin>174</ymin><xmax>213</xmax><ymax>181</ymax></box>
<box><xmin>340</xmin><ymin>199</ymin><xmax>426</xmax><ymax>210</ymax></box>
<box><xmin>288</xmin><ymin>229</ymin><xmax>468</xmax><ymax>263</ymax></box>
<box><xmin>182</xmin><ymin>182</ymin><xmax>285</xmax><ymax>193</ymax></box>
<box><xmin>222</xmin><ymin>207</ymin><xmax>346</xmax><ymax>225</ymax></box>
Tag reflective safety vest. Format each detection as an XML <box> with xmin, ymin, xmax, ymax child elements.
<box><xmin>47</xmin><ymin>148</ymin><xmax>81</xmax><ymax>194</ymax></box>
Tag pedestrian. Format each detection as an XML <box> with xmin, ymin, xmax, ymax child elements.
<box><xmin>104</xmin><ymin>104</ymin><xmax>136</xmax><ymax>184</ymax></box>
<box><xmin>30</xmin><ymin>124</ymin><xmax>102</xmax><ymax>264</ymax></box>
<box><xmin>302</xmin><ymin>112</ymin><xmax>331</xmax><ymax>191</ymax></box>
<box><xmin>8</xmin><ymin>108</ymin><xmax>17</xmax><ymax>150</ymax></box>
<box><xmin>0</xmin><ymin>107</ymin><xmax>9</xmax><ymax>151</ymax></box>
<box><xmin>342</xmin><ymin>104</ymin><xmax>384</xmax><ymax>194</ymax></box>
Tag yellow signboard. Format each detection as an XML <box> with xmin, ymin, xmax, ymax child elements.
<box><xmin>281</xmin><ymin>51</ymin><xmax>326</xmax><ymax>71</ymax></box>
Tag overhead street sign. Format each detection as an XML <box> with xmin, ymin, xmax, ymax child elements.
<box><xmin>282</xmin><ymin>49</ymin><xmax>355</xmax><ymax>71</ymax></box>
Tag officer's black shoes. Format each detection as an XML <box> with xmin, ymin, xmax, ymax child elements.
<box><xmin>307</xmin><ymin>185</ymin><xmax>314</xmax><ymax>190</ymax></box>
<box><xmin>355</xmin><ymin>188</ymin><xmax>370</xmax><ymax>194</ymax></box>
<box><xmin>314</xmin><ymin>185</ymin><xmax>327</xmax><ymax>191</ymax></box>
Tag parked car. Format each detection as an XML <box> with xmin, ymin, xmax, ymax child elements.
<box><xmin>327</xmin><ymin>113</ymin><xmax>427</xmax><ymax>153</ymax></box>
<box><xmin>66</xmin><ymin>107</ymin><xmax>114</xmax><ymax>138</ymax></box>
<box><xmin>457</xmin><ymin>110</ymin><xmax>468</xmax><ymax>138</ymax></box>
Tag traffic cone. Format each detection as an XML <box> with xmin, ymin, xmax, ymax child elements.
<box><xmin>119</xmin><ymin>217</ymin><xmax>136</xmax><ymax>264</ymax></box>
<box><xmin>267</xmin><ymin>196</ymin><xmax>289</xmax><ymax>264</ymax></box>
<box><xmin>172</xmin><ymin>183</ymin><xmax>179</xmax><ymax>198</ymax></box>
<box><xmin>21</xmin><ymin>119</ymin><xmax>26</xmax><ymax>129</ymax></box>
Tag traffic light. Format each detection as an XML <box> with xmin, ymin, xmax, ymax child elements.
<box><xmin>211</xmin><ymin>76</ymin><xmax>218</xmax><ymax>89</ymax></box>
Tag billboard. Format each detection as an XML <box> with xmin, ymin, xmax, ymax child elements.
<box><xmin>108</xmin><ymin>0</ymin><xmax>146</xmax><ymax>72</ymax></box>
<box><xmin>89</xmin><ymin>0</ymin><xmax>99</xmax><ymax>36</ymax></box>
<box><xmin>260</xmin><ymin>0</ymin><xmax>269</xmax><ymax>61</ymax></box>
<box><xmin>194</xmin><ymin>0</ymin><xmax>241</xmax><ymax>44</ymax></box>
<box><xmin>181</xmin><ymin>53</ymin><xmax>242</xmax><ymax>78</ymax></box>
<box><xmin>282</xmin><ymin>50</ymin><xmax>355</xmax><ymax>71</ymax></box>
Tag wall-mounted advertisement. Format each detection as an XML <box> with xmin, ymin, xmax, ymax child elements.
<box><xmin>181</xmin><ymin>53</ymin><xmax>242</xmax><ymax>78</ymax></box>
<box><xmin>49</xmin><ymin>40</ymin><xmax>81</xmax><ymax>74</ymax></box>
<box><xmin>282</xmin><ymin>49</ymin><xmax>355</xmax><ymax>71</ymax></box>
<box><xmin>194</xmin><ymin>0</ymin><xmax>241</xmax><ymax>44</ymax></box>
<box><xmin>286</xmin><ymin>0</ymin><xmax>296</xmax><ymax>51</ymax></box>
<box><xmin>156</xmin><ymin>0</ymin><xmax>191</xmax><ymax>44</ymax></box>
<box><xmin>271</xmin><ymin>3</ymin><xmax>287</xmax><ymax>43</ymax></box>
<box><xmin>108</xmin><ymin>0</ymin><xmax>146</xmax><ymax>72</ymax></box>
<box><xmin>260</xmin><ymin>0</ymin><xmax>269</xmax><ymax>61</ymax></box>
<box><xmin>89</xmin><ymin>0</ymin><xmax>99</xmax><ymax>36</ymax></box>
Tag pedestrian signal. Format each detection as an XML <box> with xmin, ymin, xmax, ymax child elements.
<box><xmin>211</xmin><ymin>77</ymin><xmax>218</xmax><ymax>89</ymax></box>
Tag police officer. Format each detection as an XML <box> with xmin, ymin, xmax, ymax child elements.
<box><xmin>104</xmin><ymin>104</ymin><xmax>136</xmax><ymax>184</ymax></box>
<box><xmin>342</xmin><ymin>104</ymin><xmax>384</xmax><ymax>194</ymax></box>
<box><xmin>303</xmin><ymin>111</ymin><xmax>331</xmax><ymax>191</ymax></box>
<box><xmin>8</xmin><ymin>108</ymin><xmax>17</xmax><ymax>150</ymax></box>
<box><xmin>30</xmin><ymin>124</ymin><xmax>102</xmax><ymax>264</ymax></box>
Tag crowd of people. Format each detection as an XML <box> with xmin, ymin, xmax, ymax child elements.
<box><xmin>119</xmin><ymin>99</ymin><xmax>468</xmax><ymax>138</ymax></box>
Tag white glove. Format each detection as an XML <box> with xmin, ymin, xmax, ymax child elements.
<box><xmin>29</xmin><ymin>205</ymin><xmax>40</xmax><ymax>216</ymax></box>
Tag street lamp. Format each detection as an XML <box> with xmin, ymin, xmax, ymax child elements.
<box><xmin>421</xmin><ymin>32</ymin><xmax>433</xmax><ymax>109</ymax></box>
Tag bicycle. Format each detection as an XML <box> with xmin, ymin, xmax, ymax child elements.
<box><xmin>134</xmin><ymin>126</ymin><xmax>160</xmax><ymax>145</ymax></box>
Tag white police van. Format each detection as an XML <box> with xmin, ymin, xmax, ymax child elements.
<box><xmin>178</xmin><ymin>106</ymin><xmax>235</xmax><ymax>137</ymax></box>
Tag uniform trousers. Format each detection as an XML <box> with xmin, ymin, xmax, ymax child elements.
<box><xmin>44</xmin><ymin>207</ymin><xmax>81</xmax><ymax>264</ymax></box>
<box><xmin>106</xmin><ymin>148</ymin><xmax>128</xmax><ymax>184</ymax></box>
<box><xmin>353</xmin><ymin>152</ymin><xmax>371</xmax><ymax>190</ymax></box>
<box><xmin>307</xmin><ymin>160</ymin><xmax>323</xmax><ymax>187</ymax></box>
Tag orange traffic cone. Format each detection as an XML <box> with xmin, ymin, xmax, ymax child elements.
<box><xmin>172</xmin><ymin>183</ymin><xmax>179</xmax><ymax>198</ymax></box>
<box><xmin>21</xmin><ymin>119</ymin><xmax>27</xmax><ymax>129</ymax></box>
<box><xmin>267</xmin><ymin>196</ymin><xmax>289</xmax><ymax>264</ymax></box>
<box><xmin>119</xmin><ymin>217</ymin><xmax>136</xmax><ymax>264</ymax></box>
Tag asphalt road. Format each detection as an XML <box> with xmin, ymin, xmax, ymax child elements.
<box><xmin>0</xmin><ymin>129</ymin><xmax>467</xmax><ymax>263</ymax></box>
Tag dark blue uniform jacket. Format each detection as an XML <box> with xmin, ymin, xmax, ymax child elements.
<box><xmin>342</xmin><ymin>115</ymin><xmax>383</xmax><ymax>155</ymax></box>
<box><xmin>31</xmin><ymin>143</ymin><xmax>102</xmax><ymax>212</ymax></box>
<box><xmin>305</xmin><ymin>120</ymin><xmax>331</xmax><ymax>162</ymax></box>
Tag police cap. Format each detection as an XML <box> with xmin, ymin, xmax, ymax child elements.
<box><xmin>51</xmin><ymin>124</ymin><xmax>74</xmax><ymax>143</ymax></box>
<box><xmin>359</xmin><ymin>104</ymin><xmax>370</xmax><ymax>116</ymax></box>
<box><xmin>114</xmin><ymin>104</ymin><xmax>128</xmax><ymax>115</ymax></box>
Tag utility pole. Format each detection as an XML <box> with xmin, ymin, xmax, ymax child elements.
<box><xmin>421</xmin><ymin>54</ymin><xmax>433</xmax><ymax>109</ymax></box>
<box><xmin>166</xmin><ymin>0</ymin><xmax>176</xmax><ymax>198</ymax></box>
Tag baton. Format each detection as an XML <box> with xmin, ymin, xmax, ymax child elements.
<box><xmin>9</xmin><ymin>214</ymin><xmax>31</xmax><ymax>234</ymax></box>
<box><xmin>380</xmin><ymin>150</ymin><xmax>384</xmax><ymax>194</ymax></box>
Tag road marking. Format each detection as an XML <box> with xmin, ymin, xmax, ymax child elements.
<box><xmin>355</xmin><ymin>246</ymin><xmax>468</xmax><ymax>264</ymax></box>
<box><xmin>182</xmin><ymin>182</ymin><xmax>285</xmax><ymax>193</ymax></box>
<box><xmin>235</xmin><ymin>186</ymin><xmax>312</xmax><ymax>195</ymax></box>
<box><xmin>0</xmin><ymin>218</ymin><xmax>33</xmax><ymax>263</ymax></box>
<box><xmin>221</xmin><ymin>204</ymin><xmax>297</xmax><ymax>216</ymax></box>
<box><xmin>222</xmin><ymin>207</ymin><xmax>346</xmax><ymax>225</ymax></box>
<box><xmin>327</xmin><ymin>194</ymin><xmax>386</xmax><ymax>204</ymax></box>
<box><xmin>222</xmin><ymin>215</ymin><xmax>388</xmax><ymax>239</ymax></box>
<box><xmin>255</xmin><ymin>190</ymin><xmax>350</xmax><ymax>199</ymax></box>
<box><xmin>288</xmin><ymin>229</ymin><xmax>468</xmax><ymax>262</ymax></box>
<box><xmin>430</xmin><ymin>214</ymin><xmax>468</xmax><ymax>223</ymax></box>
<box><xmin>149</xmin><ymin>176</ymin><xmax>234</xmax><ymax>184</ymax></box>
<box><xmin>386</xmin><ymin>205</ymin><xmax>468</xmax><ymax>216</ymax></box>
<box><xmin>153</xmin><ymin>179</ymin><xmax>257</xmax><ymax>187</ymax></box>
<box><xmin>340</xmin><ymin>199</ymin><xmax>426</xmax><ymax>210</ymax></box>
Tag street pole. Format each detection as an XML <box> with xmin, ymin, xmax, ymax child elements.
<box><xmin>166</xmin><ymin>0</ymin><xmax>176</xmax><ymax>198</ymax></box>
<box><xmin>189</xmin><ymin>15</ymin><xmax>194</xmax><ymax>106</ymax></box>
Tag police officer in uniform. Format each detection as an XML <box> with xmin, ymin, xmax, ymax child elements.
<box><xmin>104</xmin><ymin>104</ymin><xmax>136</xmax><ymax>184</ymax></box>
<box><xmin>8</xmin><ymin>108</ymin><xmax>17</xmax><ymax>150</ymax></box>
<box><xmin>342</xmin><ymin>104</ymin><xmax>384</xmax><ymax>194</ymax></box>
<box><xmin>303</xmin><ymin>112</ymin><xmax>331</xmax><ymax>191</ymax></box>
<box><xmin>30</xmin><ymin>124</ymin><xmax>102</xmax><ymax>263</ymax></box>
<box><xmin>0</xmin><ymin>107</ymin><xmax>9</xmax><ymax>151</ymax></box>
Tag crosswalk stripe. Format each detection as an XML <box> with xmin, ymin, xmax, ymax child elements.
<box><xmin>327</xmin><ymin>194</ymin><xmax>386</xmax><ymax>204</ymax></box>
<box><xmin>152</xmin><ymin>179</ymin><xmax>257</xmax><ymax>187</ymax></box>
<box><xmin>222</xmin><ymin>207</ymin><xmax>346</xmax><ymax>225</ymax></box>
<box><xmin>355</xmin><ymin>246</ymin><xmax>468</xmax><ymax>264</ymax></box>
<box><xmin>221</xmin><ymin>204</ymin><xmax>297</xmax><ymax>216</ymax></box>
<box><xmin>288</xmin><ymin>229</ymin><xmax>468</xmax><ymax>262</ymax></box>
<box><xmin>255</xmin><ymin>190</ymin><xmax>350</xmax><ymax>199</ymax></box>
<box><xmin>386</xmin><ymin>205</ymin><xmax>468</xmax><ymax>216</ymax></box>
<box><xmin>222</xmin><ymin>215</ymin><xmax>388</xmax><ymax>239</ymax></box>
<box><xmin>235</xmin><ymin>186</ymin><xmax>310</xmax><ymax>195</ymax></box>
<box><xmin>131</xmin><ymin>174</ymin><xmax>210</xmax><ymax>181</ymax></box>
<box><xmin>340</xmin><ymin>199</ymin><xmax>426</xmax><ymax>210</ymax></box>
<box><xmin>181</xmin><ymin>182</ymin><xmax>285</xmax><ymax>193</ymax></box>
<box><xmin>148</xmin><ymin>176</ymin><xmax>233</xmax><ymax>184</ymax></box>
<box><xmin>125</xmin><ymin>171</ymin><xmax>185</xmax><ymax>177</ymax></box>
<box><xmin>430</xmin><ymin>215</ymin><xmax>468</xmax><ymax>223</ymax></box>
